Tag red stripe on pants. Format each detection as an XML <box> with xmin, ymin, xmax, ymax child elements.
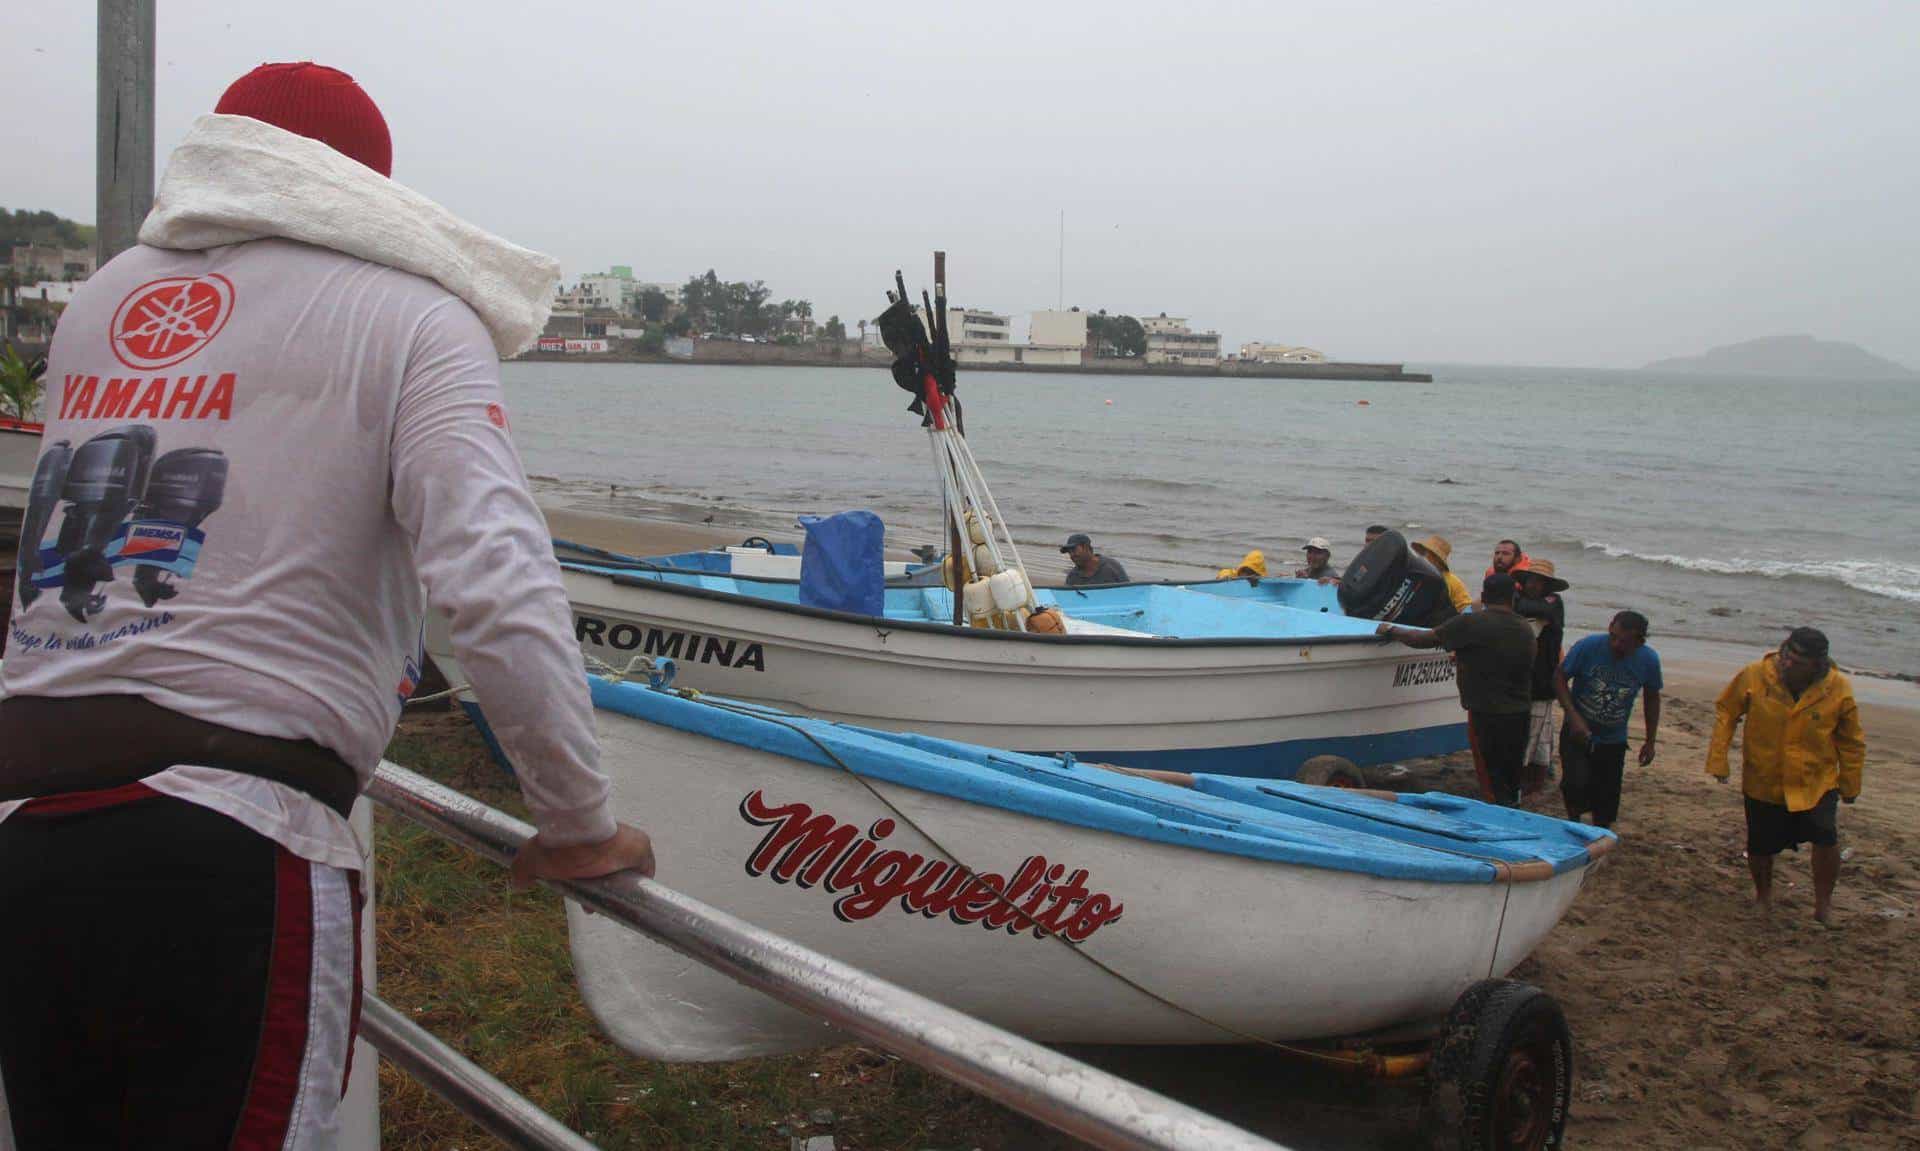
<box><xmin>18</xmin><ymin>780</ymin><xmax>160</xmax><ymax>815</ymax></box>
<box><xmin>340</xmin><ymin>870</ymin><xmax>364</xmax><ymax>1098</ymax></box>
<box><xmin>231</xmin><ymin>850</ymin><xmax>314</xmax><ymax>1151</ymax></box>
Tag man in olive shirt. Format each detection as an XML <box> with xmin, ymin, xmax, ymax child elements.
<box><xmin>1061</xmin><ymin>532</ymin><xmax>1130</xmax><ymax>586</ymax></box>
<box><xmin>1379</xmin><ymin>572</ymin><xmax>1537</xmax><ymax>805</ymax></box>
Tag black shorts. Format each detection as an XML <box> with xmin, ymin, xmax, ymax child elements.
<box><xmin>1745</xmin><ymin>789</ymin><xmax>1840</xmax><ymax>856</ymax></box>
<box><xmin>1559</xmin><ymin>727</ymin><xmax>1629</xmax><ymax>828</ymax></box>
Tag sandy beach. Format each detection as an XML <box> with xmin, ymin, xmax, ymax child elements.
<box><xmin>416</xmin><ymin>500</ymin><xmax>1920</xmax><ymax>1148</ymax></box>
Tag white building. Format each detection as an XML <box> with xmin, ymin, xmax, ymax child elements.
<box><xmin>1143</xmin><ymin>315</ymin><xmax>1221</xmax><ymax>366</ymax></box>
<box><xmin>948</xmin><ymin>308</ymin><xmax>1012</xmax><ymax>343</ymax></box>
<box><xmin>577</xmin><ymin>274</ymin><xmax>629</xmax><ymax>313</ymax></box>
<box><xmin>946</xmin><ymin>307</ymin><xmax>1017</xmax><ymax>363</ymax></box>
<box><xmin>1239</xmin><ymin>341</ymin><xmax>1327</xmax><ymax>363</ymax></box>
<box><xmin>1024</xmin><ymin>309</ymin><xmax>1088</xmax><ymax>366</ymax></box>
<box><xmin>11</xmin><ymin>281</ymin><xmax>80</xmax><ymax>305</ymax></box>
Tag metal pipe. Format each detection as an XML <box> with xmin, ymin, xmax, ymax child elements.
<box><xmin>96</xmin><ymin>0</ymin><xmax>156</xmax><ymax>265</ymax></box>
<box><xmin>359</xmin><ymin>994</ymin><xmax>600</xmax><ymax>1151</ymax></box>
<box><xmin>368</xmin><ymin>761</ymin><xmax>1291</xmax><ymax>1151</ymax></box>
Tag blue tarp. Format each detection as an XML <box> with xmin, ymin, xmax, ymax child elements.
<box><xmin>797</xmin><ymin>510</ymin><xmax>885</xmax><ymax>616</ymax></box>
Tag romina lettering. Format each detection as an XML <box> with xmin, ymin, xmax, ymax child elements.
<box><xmin>576</xmin><ymin>613</ymin><xmax>766</xmax><ymax>672</ymax></box>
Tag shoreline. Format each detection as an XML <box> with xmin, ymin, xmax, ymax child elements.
<box><xmin>511</xmin><ymin>349</ymin><xmax>1433</xmax><ymax>383</ymax></box>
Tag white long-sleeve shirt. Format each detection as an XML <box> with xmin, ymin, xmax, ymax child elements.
<box><xmin>2</xmin><ymin>237</ymin><xmax>613</xmax><ymax>865</ymax></box>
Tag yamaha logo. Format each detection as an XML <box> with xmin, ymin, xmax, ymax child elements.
<box><xmin>109</xmin><ymin>275</ymin><xmax>236</xmax><ymax>370</ymax></box>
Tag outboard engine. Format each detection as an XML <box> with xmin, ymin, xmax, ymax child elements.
<box><xmin>15</xmin><ymin>440</ymin><xmax>73</xmax><ymax>609</ymax></box>
<box><xmin>54</xmin><ymin>425</ymin><xmax>157</xmax><ymax>622</ymax></box>
<box><xmin>1338</xmin><ymin>529</ymin><xmax>1452</xmax><ymax>626</ymax></box>
<box><xmin>132</xmin><ymin>448</ymin><xmax>229</xmax><ymax>607</ymax></box>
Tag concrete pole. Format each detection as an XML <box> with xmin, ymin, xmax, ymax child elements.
<box><xmin>96</xmin><ymin>0</ymin><xmax>156</xmax><ymax>266</ymax></box>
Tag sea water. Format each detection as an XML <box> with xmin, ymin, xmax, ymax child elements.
<box><xmin>501</xmin><ymin>361</ymin><xmax>1919</xmax><ymax>676</ymax></box>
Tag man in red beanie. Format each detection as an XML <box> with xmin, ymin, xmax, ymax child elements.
<box><xmin>214</xmin><ymin>61</ymin><xmax>394</xmax><ymax>176</ymax></box>
<box><xmin>0</xmin><ymin>63</ymin><xmax>651</xmax><ymax>1148</ymax></box>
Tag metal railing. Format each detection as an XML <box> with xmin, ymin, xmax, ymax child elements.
<box><xmin>359</xmin><ymin>994</ymin><xmax>599</xmax><ymax>1151</ymax></box>
<box><xmin>365</xmin><ymin>761</ymin><xmax>1291</xmax><ymax>1151</ymax></box>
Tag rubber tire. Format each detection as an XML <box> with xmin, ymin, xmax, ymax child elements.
<box><xmin>1424</xmin><ymin>979</ymin><xmax>1573</xmax><ymax>1151</ymax></box>
<box><xmin>1294</xmin><ymin>755</ymin><xmax>1367</xmax><ymax>788</ymax></box>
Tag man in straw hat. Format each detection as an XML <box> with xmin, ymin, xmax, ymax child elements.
<box><xmin>1411</xmin><ymin>534</ymin><xmax>1473</xmax><ymax>614</ymax></box>
<box><xmin>1516</xmin><ymin>560</ymin><xmax>1570</xmax><ymax>794</ymax></box>
<box><xmin>1708</xmin><ymin>627</ymin><xmax>1866</xmax><ymax>924</ymax></box>
<box><xmin>0</xmin><ymin>63</ymin><xmax>653</xmax><ymax>1146</ymax></box>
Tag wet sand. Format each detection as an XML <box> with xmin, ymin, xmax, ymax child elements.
<box><xmin>532</xmin><ymin>498</ymin><xmax>1920</xmax><ymax>1148</ymax></box>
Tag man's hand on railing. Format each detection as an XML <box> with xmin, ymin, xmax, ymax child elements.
<box><xmin>510</xmin><ymin>823</ymin><xmax>657</xmax><ymax>890</ymax></box>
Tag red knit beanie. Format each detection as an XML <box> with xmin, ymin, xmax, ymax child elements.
<box><xmin>214</xmin><ymin>62</ymin><xmax>391</xmax><ymax>177</ymax></box>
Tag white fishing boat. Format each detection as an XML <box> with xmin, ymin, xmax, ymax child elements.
<box><xmin>514</xmin><ymin>558</ymin><xmax>1469</xmax><ymax>779</ymax></box>
<box><xmin>544</xmin><ymin>676</ymin><xmax>1610</xmax><ymax>1061</ymax></box>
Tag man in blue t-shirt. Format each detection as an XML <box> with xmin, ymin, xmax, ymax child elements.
<box><xmin>1554</xmin><ymin>610</ymin><xmax>1663</xmax><ymax>828</ymax></box>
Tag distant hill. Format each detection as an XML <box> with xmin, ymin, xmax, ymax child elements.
<box><xmin>1645</xmin><ymin>335</ymin><xmax>1915</xmax><ymax>380</ymax></box>
<box><xmin>1</xmin><ymin>207</ymin><xmax>95</xmax><ymax>252</ymax></box>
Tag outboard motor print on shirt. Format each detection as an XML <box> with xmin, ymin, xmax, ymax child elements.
<box><xmin>18</xmin><ymin>424</ymin><xmax>229</xmax><ymax>622</ymax></box>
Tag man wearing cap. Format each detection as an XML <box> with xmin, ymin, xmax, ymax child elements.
<box><xmin>0</xmin><ymin>63</ymin><xmax>653</xmax><ymax>1147</ymax></box>
<box><xmin>1515</xmin><ymin>560</ymin><xmax>1569</xmax><ymax>793</ymax></box>
<box><xmin>1062</xmin><ymin>532</ymin><xmax>1129</xmax><ymax>586</ymax></box>
<box><xmin>1411</xmin><ymin>534</ymin><xmax>1473</xmax><ymax>614</ymax></box>
<box><xmin>1708</xmin><ymin>628</ymin><xmax>1866</xmax><ymax>924</ymax></box>
<box><xmin>1295</xmin><ymin>537</ymin><xmax>1340</xmax><ymax>582</ymax></box>
<box><xmin>1378</xmin><ymin>573</ymin><xmax>1536</xmax><ymax>805</ymax></box>
<box><xmin>1555</xmin><ymin>610</ymin><xmax>1662</xmax><ymax>829</ymax></box>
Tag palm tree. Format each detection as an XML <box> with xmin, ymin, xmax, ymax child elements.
<box><xmin>0</xmin><ymin>340</ymin><xmax>46</xmax><ymax>420</ymax></box>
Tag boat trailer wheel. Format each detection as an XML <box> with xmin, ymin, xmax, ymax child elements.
<box><xmin>1295</xmin><ymin>754</ymin><xmax>1367</xmax><ymax>789</ymax></box>
<box><xmin>1423</xmin><ymin>979</ymin><xmax>1572</xmax><ymax>1151</ymax></box>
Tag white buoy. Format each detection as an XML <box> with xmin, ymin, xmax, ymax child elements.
<box><xmin>988</xmin><ymin>569</ymin><xmax>1026</xmax><ymax>612</ymax></box>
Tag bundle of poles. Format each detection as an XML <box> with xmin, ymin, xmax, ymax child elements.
<box><xmin>880</xmin><ymin>253</ymin><xmax>1045</xmax><ymax>631</ymax></box>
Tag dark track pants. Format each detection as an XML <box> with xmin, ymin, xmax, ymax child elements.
<box><xmin>1468</xmin><ymin>710</ymin><xmax>1530</xmax><ymax>807</ymax></box>
<box><xmin>0</xmin><ymin>784</ymin><xmax>360</xmax><ymax>1150</ymax></box>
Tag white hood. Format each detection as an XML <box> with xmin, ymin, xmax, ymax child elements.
<box><xmin>138</xmin><ymin>114</ymin><xmax>559</xmax><ymax>358</ymax></box>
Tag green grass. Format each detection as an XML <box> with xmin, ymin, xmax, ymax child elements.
<box><xmin>376</xmin><ymin>710</ymin><xmax>1075</xmax><ymax>1151</ymax></box>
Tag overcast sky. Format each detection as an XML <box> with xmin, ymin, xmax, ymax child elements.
<box><xmin>5</xmin><ymin>2</ymin><xmax>1916</xmax><ymax>368</ymax></box>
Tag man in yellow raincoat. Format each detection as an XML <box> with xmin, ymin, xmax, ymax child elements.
<box><xmin>1216</xmin><ymin>550</ymin><xmax>1267</xmax><ymax>579</ymax></box>
<box><xmin>1707</xmin><ymin>627</ymin><xmax>1867</xmax><ymax>925</ymax></box>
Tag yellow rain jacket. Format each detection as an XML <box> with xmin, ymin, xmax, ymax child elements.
<box><xmin>1216</xmin><ymin>550</ymin><xmax>1268</xmax><ymax>580</ymax></box>
<box><xmin>1707</xmin><ymin>653</ymin><xmax>1865</xmax><ymax>811</ymax></box>
<box><xmin>1442</xmin><ymin>571</ymin><xmax>1472</xmax><ymax>612</ymax></box>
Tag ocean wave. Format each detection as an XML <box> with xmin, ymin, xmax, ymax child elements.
<box><xmin>1581</xmin><ymin>543</ymin><xmax>1920</xmax><ymax>604</ymax></box>
<box><xmin>1093</xmin><ymin>477</ymin><xmax>1219</xmax><ymax>497</ymax></box>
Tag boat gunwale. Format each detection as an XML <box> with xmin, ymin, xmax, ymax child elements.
<box><xmin>576</xmin><ymin>564</ymin><xmax>1404</xmax><ymax>650</ymax></box>
<box><xmin>590</xmin><ymin>679</ymin><xmax>1607</xmax><ymax>884</ymax></box>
